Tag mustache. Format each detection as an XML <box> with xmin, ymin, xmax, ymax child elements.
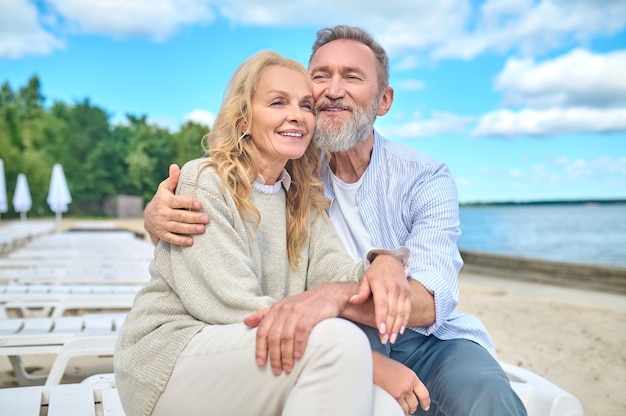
<box><xmin>315</xmin><ymin>98</ymin><xmax>355</xmax><ymax>113</ymax></box>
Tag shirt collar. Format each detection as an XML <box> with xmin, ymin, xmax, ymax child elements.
<box><xmin>252</xmin><ymin>169</ymin><xmax>291</xmax><ymax>194</ymax></box>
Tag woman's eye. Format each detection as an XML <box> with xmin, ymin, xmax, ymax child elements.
<box><xmin>270</xmin><ymin>100</ymin><xmax>284</xmax><ymax>106</ymax></box>
<box><xmin>301</xmin><ymin>102</ymin><xmax>313</xmax><ymax>111</ymax></box>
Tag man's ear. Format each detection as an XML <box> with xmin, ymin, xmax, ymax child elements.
<box><xmin>377</xmin><ymin>86</ymin><xmax>394</xmax><ymax>116</ymax></box>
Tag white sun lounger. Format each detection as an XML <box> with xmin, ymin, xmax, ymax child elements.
<box><xmin>502</xmin><ymin>362</ymin><xmax>583</xmax><ymax>416</ymax></box>
<box><xmin>0</xmin><ymin>267</ymin><xmax>150</xmax><ymax>286</ymax></box>
<box><xmin>0</xmin><ymin>313</ymin><xmax>126</xmax><ymax>386</ymax></box>
<box><xmin>0</xmin><ymin>258</ymin><xmax>151</xmax><ymax>269</ymax></box>
<box><xmin>0</xmin><ymin>373</ymin><xmax>124</xmax><ymax>416</ymax></box>
<box><xmin>0</xmin><ymin>284</ymin><xmax>140</xmax><ymax>318</ymax></box>
<box><xmin>0</xmin><ymin>364</ymin><xmax>583</xmax><ymax>416</ymax></box>
<box><xmin>0</xmin><ymin>221</ymin><xmax>55</xmax><ymax>254</ymax></box>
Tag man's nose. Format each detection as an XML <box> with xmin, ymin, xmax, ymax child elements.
<box><xmin>325</xmin><ymin>76</ymin><xmax>346</xmax><ymax>99</ymax></box>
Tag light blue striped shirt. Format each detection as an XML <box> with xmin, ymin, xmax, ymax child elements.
<box><xmin>321</xmin><ymin>130</ymin><xmax>496</xmax><ymax>356</ymax></box>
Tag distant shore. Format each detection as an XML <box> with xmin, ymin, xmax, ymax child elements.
<box><xmin>460</xmin><ymin>198</ymin><xmax>626</xmax><ymax>207</ymax></box>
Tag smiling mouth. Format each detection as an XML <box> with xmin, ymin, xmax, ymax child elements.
<box><xmin>279</xmin><ymin>132</ymin><xmax>304</xmax><ymax>138</ymax></box>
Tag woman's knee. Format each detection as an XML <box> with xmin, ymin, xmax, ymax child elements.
<box><xmin>307</xmin><ymin>318</ymin><xmax>371</xmax><ymax>360</ymax></box>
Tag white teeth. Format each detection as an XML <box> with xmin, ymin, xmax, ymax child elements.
<box><xmin>280</xmin><ymin>132</ymin><xmax>302</xmax><ymax>137</ymax></box>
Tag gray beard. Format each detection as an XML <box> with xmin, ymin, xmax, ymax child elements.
<box><xmin>313</xmin><ymin>99</ymin><xmax>378</xmax><ymax>153</ymax></box>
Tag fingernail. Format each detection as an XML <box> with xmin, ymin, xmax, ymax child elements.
<box><xmin>256</xmin><ymin>358</ymin><xmax>264</xmax><ymax>366</ymax></box>
<box><xmin>390</xmin><ymin>333</ymin><xmax>397</xmax><ymax>344</ymax></box>
<box><xmin>200</xmin><ymin>214</ymin><xmax>209</xmax><ymax>223</ymax></box>
<box><xmin>400</xmin><ymin>325</ymin><xmax>406</xmax><ymax>334</ymax></box>
<box><xmin>379</xmin><ymin>322</ymin><xmax>386</xmax><ymax>335</ymax></box>
<box><xmin>194</xmin><ymin>224</ymin><xmax>205</xmax><ymax>233</ymax></box>
<box><xmin>192</xmin><ymin>201</ymin><xmax>202</xmax><ymax>210</ymax></box>
<box><xmin>381</xmin><ymin>334</ymin><xmax>389</xmax><ymax>344</ymax></box>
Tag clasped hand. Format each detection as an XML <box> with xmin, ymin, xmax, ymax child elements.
<box><xmin>244</xmin><ymin>255</ymin><xmax>411</xmax><ymax>375</ymax></box>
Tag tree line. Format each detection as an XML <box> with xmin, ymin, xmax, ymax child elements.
<box><xmin>0</xmin><ymin>75</ymin><xmax>207</xmax><ymax>218</ymax></box>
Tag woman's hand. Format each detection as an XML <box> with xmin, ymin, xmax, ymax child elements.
<box><xmin>372</xmin><ymin>351</ymin><xmax>430</xmax><ymax>414</ymax></box>
<box><xmin>350</xmin><ymin>254</ymin><xmax>411</xmax><ymax>344</ymax></box>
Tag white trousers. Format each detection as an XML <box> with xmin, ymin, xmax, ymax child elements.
<box><xmin>153</xmin><ymin>318</ymin><xmax>403</xmax><ymax>416</ymax></box>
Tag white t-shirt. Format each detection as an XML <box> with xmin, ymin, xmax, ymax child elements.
<box><xmin>328</xmin><ymin>171</ymin><xmax>373</xmax><ymax>262</ymax></box>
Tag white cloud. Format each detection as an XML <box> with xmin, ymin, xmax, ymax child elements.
<box><xmin>560</xmin><ymin>156</ymin><xmax>626</xmax><ymax>179</ymax></box>
<box><xmin>0</xmin><ymin>0</ymin><xmax>63</xmax><ymax>59</ymax></box>
<box><xmin>6</xmin><ymin>0</ymin><xmax>626</xmax><ymax>62</ymax></box>
<box><xmin>496</xmin><ymin>49</ymin><xmax>626</xmax><ymax>108</ymax></box>
<box><xmin>184</xmin><ymin>109</ymin><xmax>215</xmax><ymax>127</ymax></box>
<box><xmin>472</xmin><ymin>107</ymin><xmax>626</xmax><ymax>137</ymax></box>
<box><xmin>433</xmin><ymin>0</ymin><xmax>626</xmax><ymax>59</ymax></box>
<box><xmin>46</xmin><ymin>0</ymin><xmax>216</xmax><ymax>41</ymax></box>
<box><xmin>381</xmin><ymin>111</ymin><xmax>473</xmax><ymax>139</ymax></box>
<box><xmin>396</xmin><ymin>79</ymin><xmax>426</xmax><ymax>91</ymax></box>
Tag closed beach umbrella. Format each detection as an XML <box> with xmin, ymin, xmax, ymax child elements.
<box><xmin>0</xmin><ymin>159</ymin><xmax>7</xmax><ymax>221</ymax></box>
<box><xmin>13</xmin><ymin>173</ymin><xmax>32</xmax><ymax>221</ymax></box>
<box><xmin>47</xmin><ymin>163</ymin><xmax>72</xmax><ymax>227</ymax></box>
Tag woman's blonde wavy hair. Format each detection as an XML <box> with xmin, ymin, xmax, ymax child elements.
<box><xmin>201</xmin><ymin>50</ymin><xmax>329</xmax><ymax>269</ymax></box>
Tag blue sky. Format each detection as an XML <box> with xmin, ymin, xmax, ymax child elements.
<box><xmin>1</xmin><ymin>0</ymin><xmax>625</xmax><ymax>204</ymax></box>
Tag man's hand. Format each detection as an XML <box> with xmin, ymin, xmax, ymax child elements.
<box><xmin>243</xmin><ymin>282</ymin><xmax>356</xmax><ymax>376</ymax></box>
<box><xmin>373</xmin><ymin>352</ymin><xmax>430</xmax><ymax>414</ymax></box>
<box><xmin>144</xmin><ymin>164</ymin><xmax>209</xmax><ymax>246</ymax></box>
<box><xmin>350</xmin><ymin>254</ymin><xmax>411</xmax><ymax>345</ymax></box>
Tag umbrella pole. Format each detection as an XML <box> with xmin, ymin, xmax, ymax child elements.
<box><xmin>55</xmin><ymin>212</ymin><xmax>62</xmax><ymax>231</ymax></box>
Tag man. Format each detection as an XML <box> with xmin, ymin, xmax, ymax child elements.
<box><xmin>145</xmin><ymin>26</ymin><xmax>526</xmax><ymax>415</ymax></box>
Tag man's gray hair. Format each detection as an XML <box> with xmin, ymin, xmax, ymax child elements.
<box><xmin>309</xmin><ymin>25</ymin><xmax>389</xmax><ymax>94</ymax></box>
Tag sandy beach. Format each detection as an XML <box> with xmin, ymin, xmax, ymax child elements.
<box><xmin>1</xmin><ymin>218</ymin><xmax>625</xmax><ymax>415</ymax></box>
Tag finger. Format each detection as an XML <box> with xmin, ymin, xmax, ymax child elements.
<box><xmin>160</xmin><ymin>194</ymin><xmax>203</xmax><ymax>212</ymax></box>
<box><xmin>349</xmin><ymin>278</ymin><xmax>371</xmax><ymax>304</ymax></box>
<box><xmin>406</xmin><ymin>393</ymin><xmax>419</xmax><ymax>415</ymax></box>
<box><xmin>370</xmin><ymin>286</ymin><xmax>390</xmax><ymax>343</ymax></box>
<box><xmin>267</xmin><ymin>327</ymin><xmax>284</xmax><ymax>376</ymax></box>
<box><xmin>292</xmin><ymin>316</ymin><xmax>314</xmax><ymax>361</ymax></box>
<box><xmin>280</xmin><ymin>321</ymin><xmax>297</xmax><ymax>374</ymax></box>
<box><xmin>382</xmin><ymin>286</ymin><xmax>401</xmax><ymax>344</ymax></box>
<box><xmin>169</xmin><ymin>207</ymin><xmax>209</xmax><ymax>224</ymax></box>
<box><xmin>254</xmin><ymin>324</ymin><xmax>269</xmax><ymax>368</ymax></box>
<box><xmin>159</xmin><ymin>232</ymin><xmax>194</xmax><ymax>247</ymax></box>
<box><xmin>414</xmin><ymin>383</ymin><xmax>431</xmax><ymax>411</ymax></box>
<box><xmin>166</xmin><ymin>164</ymin><xmax>181</xmax><ymax>192</ymax></box>
<box><xmin>399</xmin><ymin>397</ymin><xmax>410</xmax><ymax>415</ymax></box>
<box><xmin>159</xmin><ymin>221</ymin><xmax>206</xmax><ymax>238</ymax></box>
<box><xmin>243</xmin><ymin>310</ymin><xmax>265</xmax><ymax>328</ymax></box>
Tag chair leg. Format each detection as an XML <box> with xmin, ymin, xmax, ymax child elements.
<box><xmin>8</xmin><ymin>355</ymin><xmax>47</xmax><ymax>386</ymax></box>
<box><xmin>45</xmin><ymin>335</ymin><xmax>118</xmax><ymax>386</ymax></box>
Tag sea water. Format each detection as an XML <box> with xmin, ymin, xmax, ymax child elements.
<box><xmin>458</xmin><ymin>203</ymin><xmax>626</xmax><ymax>268</ymax></box>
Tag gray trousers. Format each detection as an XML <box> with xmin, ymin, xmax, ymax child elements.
<box><xmin>358</xmin><ymin>323</ymin><xmax>528</xmax><ymax>416</ymax></box>
<box><xmin>153</xmin><ymin>318</ymin><xmax>403</xmax><ymax>416</ymax></box>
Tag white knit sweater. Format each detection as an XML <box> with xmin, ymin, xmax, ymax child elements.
<box><xmin>114</xmin><ymin>158</ymin><xmax>363</xmax><ymax>416</ymax></box>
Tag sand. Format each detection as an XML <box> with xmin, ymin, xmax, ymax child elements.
<box><xmin>458</xmin><ymin>271</ymin><xmax>626</xmax><ymax>416</ymax></box>
<box><xmin>1</xmin><ymin>218</ymin><xmax>625</xmax><ymax>415</ymax></box>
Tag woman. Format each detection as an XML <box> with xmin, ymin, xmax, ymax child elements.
<box><xmin>115</xmin><ymin>50</ymin><xmax>426</xmax><ymax>415</ymax></box>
